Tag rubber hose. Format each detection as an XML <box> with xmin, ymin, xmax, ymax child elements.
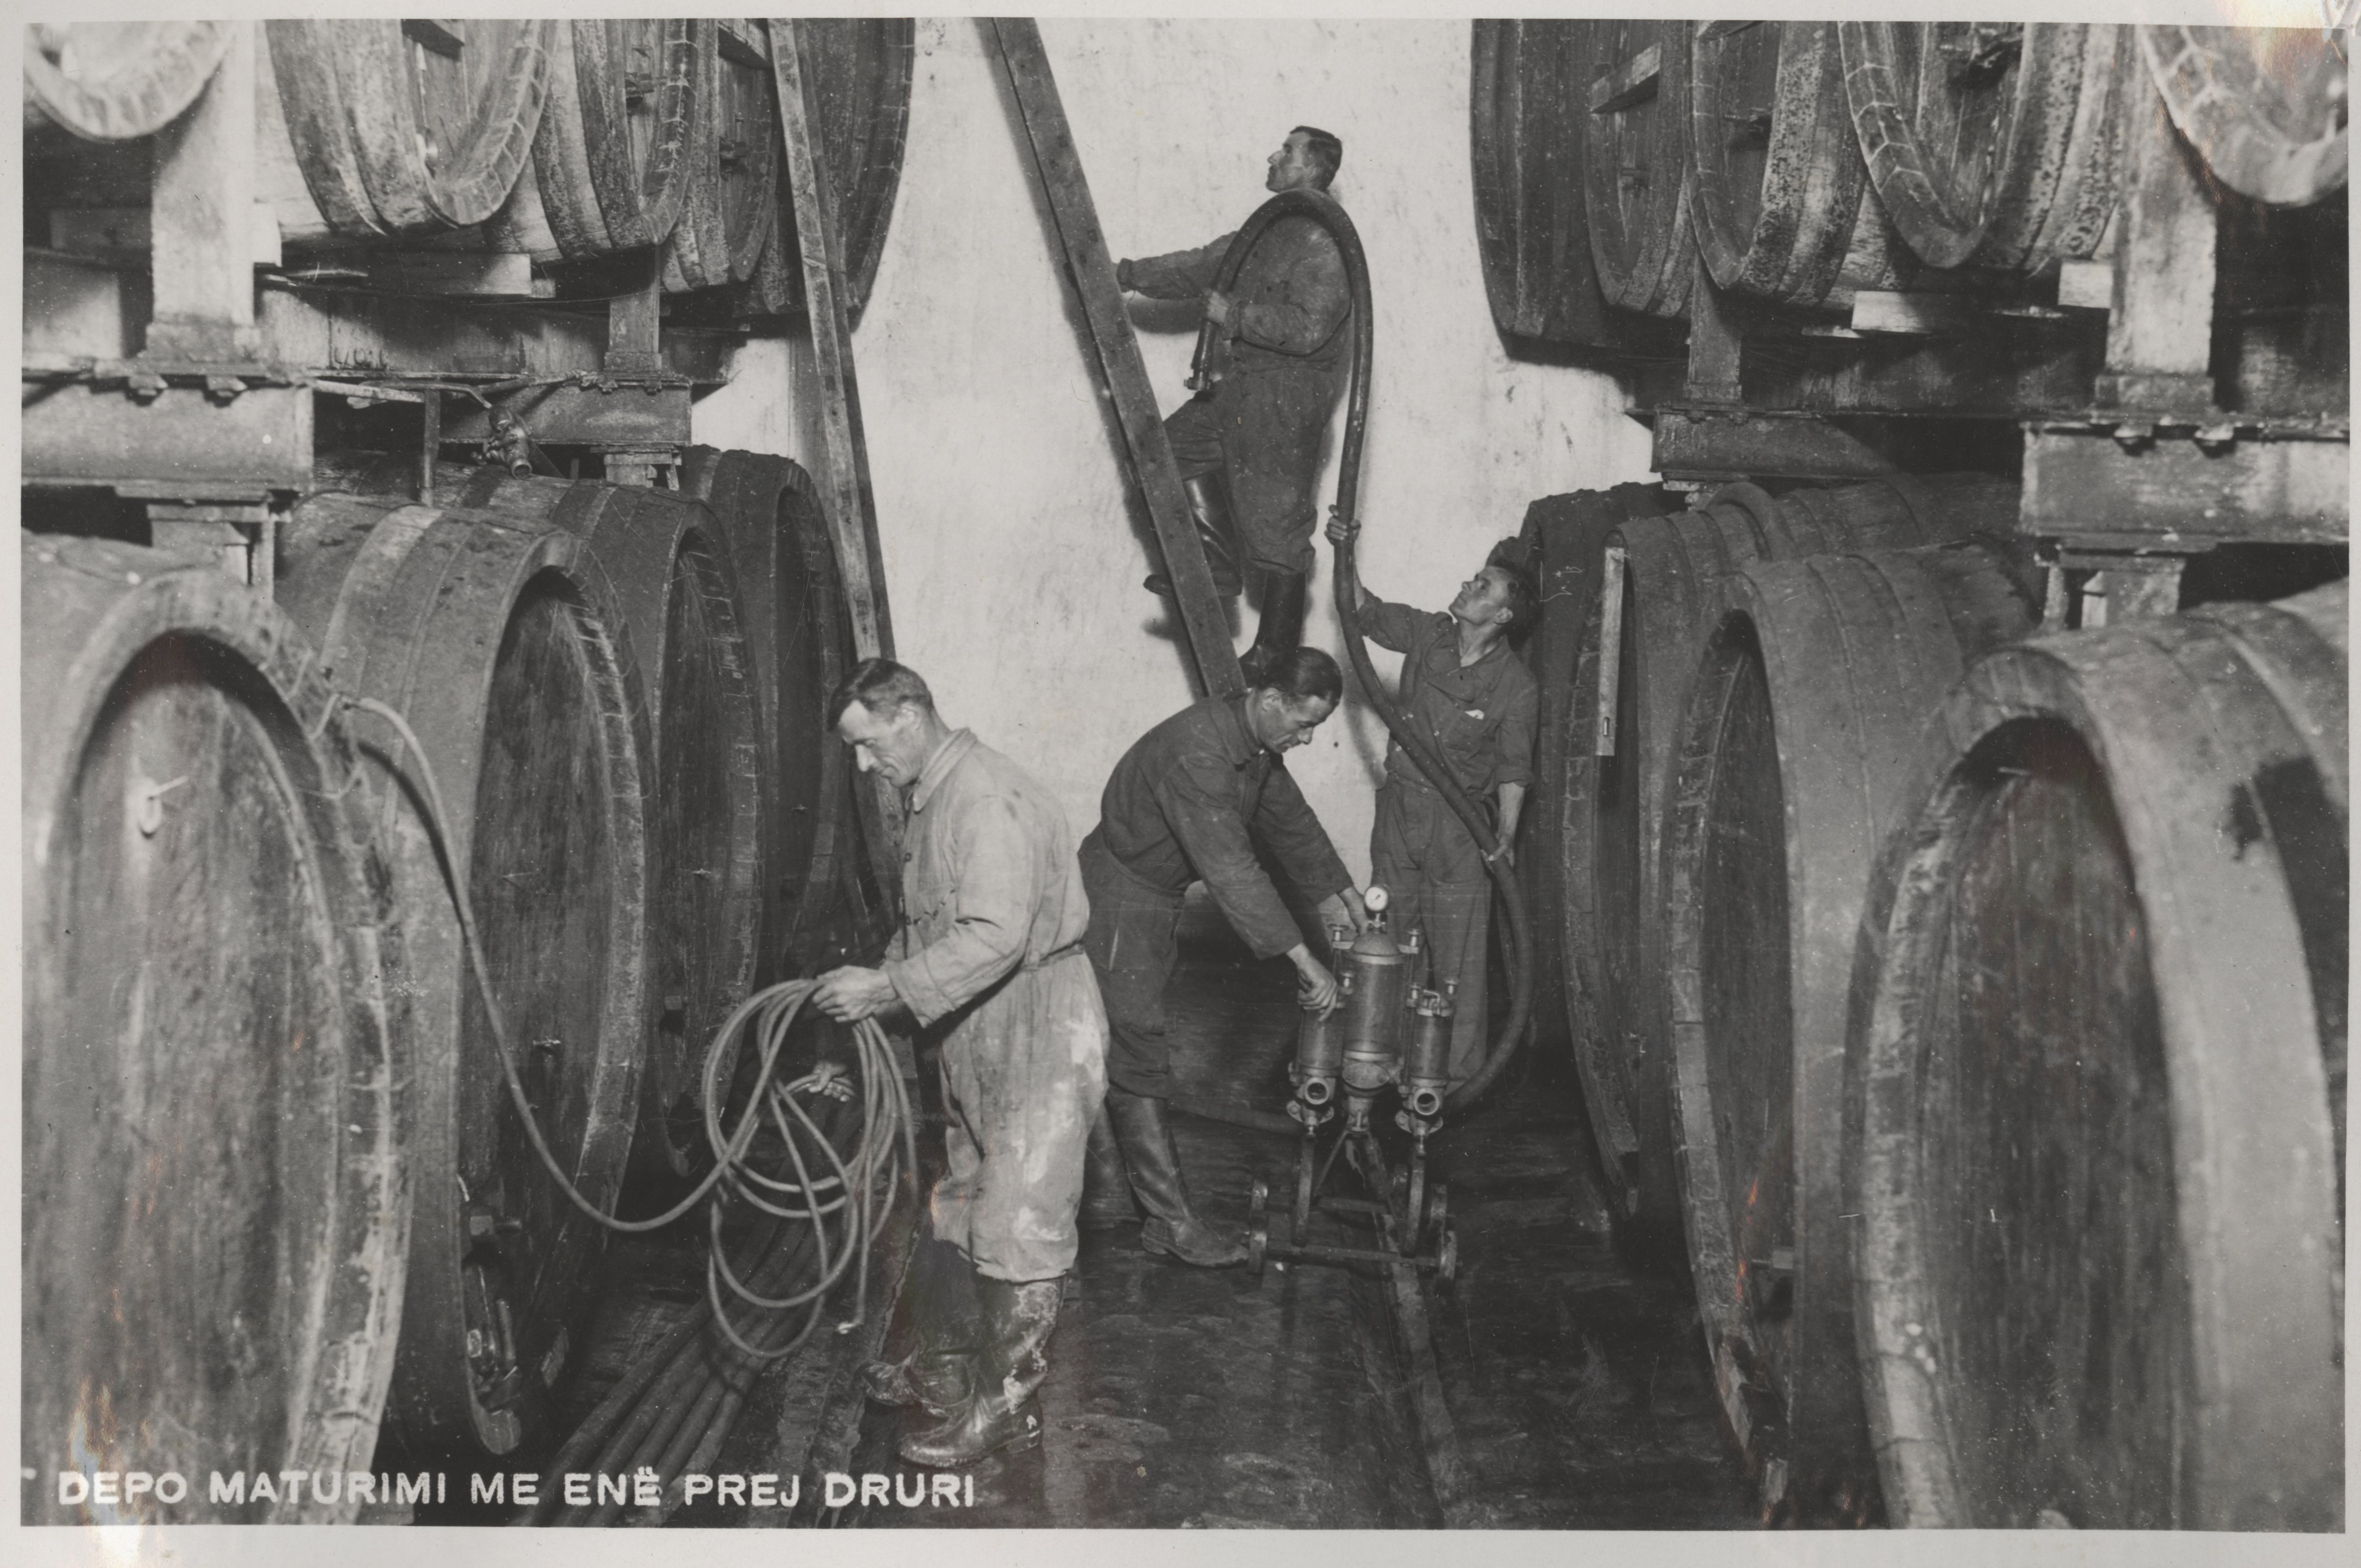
<box><xmin>1201</xmin><ymin>188</ymin><xmax>1532</xmax><ymax>1117</ymax></box>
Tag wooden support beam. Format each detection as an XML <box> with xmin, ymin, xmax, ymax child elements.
<box><xmin>774</xmin><ymin>16</ymin><xmax>907</xmax><ymax>899</ymax></box>
<box><xmin>144</xmin><ymin>23</ymin><xmax>259</xmax><ymax>360</ymax></box>
<box><xmin>23</xmin><ymin>379</ymin><xmax>311</xmax><ymax>497</ymax></box>
<box><xmin>2021</xmin><ymin>427</ymin><xmax>2347</xmax><ymax>549</ymax></box>
<box><xmin>441</xmin><ymin>384</ymin><xmax>693</xmax><ymax>449</ymax></box>
<box><xmin>986</xmin><ymin>17</ymin><xmax>1244</xmax><ymax>700</ymax></box>
<box><xmin>148</xmin><ymin>502</ymin><xmax>278</xmax><ymax>589</ymax></box>
<box><xmin>254</xmin><ymin>286</ymin><xmax>739</xmax><ymax>384</ymax></box>
<box><xmin>605</xmin><ymin>252</ymin><xmax>664</xmax><ymax>377</ymax></box>
<box><xmin>1590</xmin><ymin>545</ymin><xmax>1626</xmax><ymax>757</ymax></box>
<box><xmin>2099</xmin><ymin>85</ymin><xmax>2217</xmax><ymax>415</ymax></box>
<box><xmin>1681</xmin><ymin>253</ymin><xmax>1743</xmax><ymax>407</ymax></box>
<box><xmin>2076</xmin><ymin>557</ymin><xmax>2186</xmax><ymax>627</ymax></box>
<box><xmin>774</xmin><ymin>17</ymin><xmax>895</xmax><ymax>664</ymax></box>
<box><xmin>286</xmin><ymin>251</ymin><xmax>543</xmax><ymax>299</ymax></box>
<box><xmin>1652</xmin><ymin>407</ymin><xmax>1897</xmax><ymax>482</ymax></box>
<box><xmin>1848</xmin><ymin>291</ymin><xmax>1981</xmax><ymax>337</ymax></box>
<box><xmin>1588</xmin><ymin>43</ymin><xmax>1660</xmax><ymax>114</ymax></box>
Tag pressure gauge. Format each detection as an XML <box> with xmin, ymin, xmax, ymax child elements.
<box><xmin>1364</xmin><ymin>885</ymin><xmax>1389</xmax><ymax>914</ymax></box>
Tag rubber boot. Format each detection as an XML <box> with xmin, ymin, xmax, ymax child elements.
<box><xmin>1104</xmin><ymin>1088</ymin><xmax>1248</xmax><ymax>1267</ymax></box>
<box><xmin>897</xmin><ymin>1275</ymin><xmax>1063</xmax><ymax>1468</ymax></box>
<box><xmin>1237</xmin><ymin>567</ymin><xmax>1308</xmax><ymax>687</ymax></box>
<box><xmin>861</xmin><ymin>1234</ymin><xmax>978</xmax><ymax>1416</ymax></box>
<box><xmin>1078</xmin><ymin>1104</ymin><xmax>1141</xmax><ymax>1230</ymax></box>
<box><xmin>1145</xmin><ymin>471</ymin><xmax>1245</xmax><ymax>598</ymax></box>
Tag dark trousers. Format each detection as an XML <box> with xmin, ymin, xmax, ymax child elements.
<box><xmin>1078</xmin><ymin>830</ymin><xmax>1188</xmax><ymax>1099</ymax></box>
<box><xmin>1369</xmin><ymin>780</ymin><xmax>1493</xmax><ymax>1081</ymax></box>
<box><xmin>1163</xmin><ymin>365</ymin><xmax>1340</xmax><ymax>577</ymax></box>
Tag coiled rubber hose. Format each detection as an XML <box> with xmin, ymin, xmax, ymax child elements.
<box><xmin>347</xmin><ymin>693</ymin><xmax>913</xmax><ymax>1520</ymax></box>
<box><xmin>1185</xmin><ymin>189</ymin><xmax>1533</xmax><ymax>1124</ymax></box>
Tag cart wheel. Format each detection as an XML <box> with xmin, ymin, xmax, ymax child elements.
<box><xmin>1435</xmin><ymin>1224</ymin><xmax>1457</xmax><ymax>1286</ymax></box>
<box><xmin>1249</xmin><ymin>1218</ymin><xmax>1269</xmax><ymax>1280</ymax></box>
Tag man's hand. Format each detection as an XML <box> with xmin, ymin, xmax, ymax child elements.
<box><xmin>1115</xmin><ymin>258</ymin><xmax>1137</xmax><ymax>291</ymax></box>
<box><xmin>1292</xmin><ymin>953</ymin><xmax>1341</xmax><ymax>1015</ymax></box>
<box><xmin>1324</xmin><ymin>504</ymin><xmax>1359</xmax><ymax>547</ymax></box>
<box><xmin>1204</xmin><ymin>289</ymin><xmax>1231</xmax><ymax>326</ymax></box>
<box><xmin>1315</xmin><ymin>887</ymin><xmax>1366</xmax><ymax>936</ymax></box>
<box><xmin>1484</xmin><ymin>842</ymin><xmax>1517</xmax><ymax>870</ymax></box>
<box><xmin>810</xmin><ymin>965</ymin><xmax>899</xmax><ymax>1023</ymax></box>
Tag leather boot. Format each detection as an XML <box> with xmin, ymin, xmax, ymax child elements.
<box><xmin>1104</xmin><ymin>1088</ymin><xmax>1248</xmax><ymax>1267</ymax></box>
<box><xmin>1145</xmin><ymin>471</ymin><xmax>1245</xmax><ymax>598</ymax></box>
<box><xmin>1079</xmin><ymin>1104</ymin><xmax>1141</xmax><ymax>1230</ymax></box>
<box><xmin>897</xmin><ymin>1275</ymin><xmax>1063</xmax><ymax>1468</ymax></box>
<box><xmin>861</xmin><ymin>1235</ymin><xmax>978</xmax><ymax>1416</ymax></box>
<box><xmin>1237</xmin><ymin>567</ymin><xmax>1308</xmax><ymax>686</ymax></box>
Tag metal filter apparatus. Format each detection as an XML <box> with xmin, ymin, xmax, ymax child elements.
<box><xmin>1252</xmin><ymin>884</ymin><xmax>1458</xmax><ymax>1283</ymax></box>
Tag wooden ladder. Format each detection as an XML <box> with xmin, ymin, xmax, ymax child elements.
<box><xmin>987</xmin><ymin>18</ymin><xmax>1245</xmax><ymax>699</ymax></box>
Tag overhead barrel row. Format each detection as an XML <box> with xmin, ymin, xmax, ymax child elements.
<box><xmin>1474</xmin><ymin>20</ymin><xmax>2347</xmax><ymax>340</ymax></box>
<box><xmin>27</xmin><ymin>20</ymin><xmax>915</xmax><ymax>316</ymax></box>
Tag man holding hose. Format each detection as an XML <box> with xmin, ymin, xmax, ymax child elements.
<box><xmin>1115</xmin><ymin>125</ymin><xmax>1352</xmax><ymax>681</ymax></box>
<box><xmin>1326</xmin><ymin>510</ymin><xmax>1538</xmax><ymax>1083</ymax></box>
<box><xmin>810</xmin><ymin>659</ymin><xmax>1105</xmax><ymax>1469</ymax></box>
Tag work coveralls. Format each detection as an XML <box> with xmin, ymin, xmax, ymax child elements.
<box><xmin>882</xmin><ymin>730</ymin><xmax>1108</xmax><ymax>1282</ymax></box>
<box><xmin>1124</xmin><ymin>214</ymin><xmax>1352</xmax><ymax>575</ymax></box>
<box><xmin>1361</xmin><ymin>601</ymin><xmax>1538</xmax><ymax>1081</ymax></box>
<box><xmin>1081</xmin><ymin>692</ymin><xmax>1356</xmax><ymax>1098</ymax></box>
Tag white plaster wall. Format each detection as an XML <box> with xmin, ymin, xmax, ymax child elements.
<box><xmin>697</xmin><ymin>18</ymin><xmax>1655</xmax><ymax>881</ymax></box>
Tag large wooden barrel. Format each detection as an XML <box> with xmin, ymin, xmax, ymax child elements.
<box><xmin>1561</xmin><ymin>476</ymin><xmax>2016</xmax><ymax>1242</ymax></box>
<box><xmin>22</xmin><ymin>534</ymin><xmax>407</xmax><ymax>1522</ymax></box>
<box><xmin>1470</xmin><ymin>22</ymin><xmax>1673</xmax><ymax>352</ymax></box>
<box><xmin>25</xmin><ymin>22</ymin><xmax>232</xmax><ymax>140</ymax></box>
<box><xmin>1658</xmin><ymin>539</ymin><xmax>2042</xmax><ymax>1519</ymax></box>
<box><xmin>278</xmin><ymin>493</ymin><xmax>651</xmax><ymax>1461</ymax></box>
<box><xmin>1513</xmin><ymin>483</ymin><xmax>1671</xmax><ymax>1184</ymax></box>
<box><xmin>1578</xmin><ymin>20</ymin><xmax>1693</xmax><ymax>318</ymax></box>
<box><xmin>525</xmin><ymin>21</ymin><xmax>704</xmax><ymax>257</ymax></box>
<box><xmin>740</xmin><ymin>19</ymin><xmax>917</xmax><ymax>328</ymax></box>
<box><xmin>447</xmin><ymin>470</ymin><xmax>765</xmax><ymax>1188</ymax></box>
<box><xmin>665</xmin><ymin>22</ymin><xmax>779</xmax><ymax>294</ymax></box>
<box><xmin>678</xmin><ymin>446</ymin><xmax>891</xmax><ymax>974</ymax></box>
<box><xmin>1839</xmin><ymin>23</ymin><xmax>2127</xmax><ymax>273</ymax></box>
<box><xmin>1687</xmin><ymin>21</ymin><xmax>1906</xmax><ymax>308</ymax></box>
<box><xmin>1848</xmin><ymin>582</ymin><xmax>2347</xmax><ymax>1530</ymax></box>
<box><xmin>2139</xmin><ymin>26</ymin><xmax>2349</xmax><ymax>209</ymax></box>
<box><xmin>265</xmin><ymin>20</ymin><xmax>552</xmax><ymax>237</ymax></box>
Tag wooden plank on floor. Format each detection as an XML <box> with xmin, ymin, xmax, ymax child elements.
<box><xmin>986</xmin><ymin>18</ymin><xmax>1244</xmax><ymax>699</ymax></box>
<box><xmin>782</xmin><ymin>1204</ymin><xmax>921</xmax><ymax>1523</ymax></box>
<box><xmin>1346</xmin><ymin>1137</ymin><xmax>1474</xmax><ymax>1527</ymax></box>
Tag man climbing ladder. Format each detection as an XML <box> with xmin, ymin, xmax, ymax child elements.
<box><xmin>1116</xmin><ymin>126</ymin><xmax>1353</xmax><ymax>681</ymax></box>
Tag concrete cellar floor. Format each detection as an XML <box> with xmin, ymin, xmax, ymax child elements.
<box><xmin>730</xmin><ymin>903</ymin><xmax>1755</xmax><ymax>1529</ymax></box>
